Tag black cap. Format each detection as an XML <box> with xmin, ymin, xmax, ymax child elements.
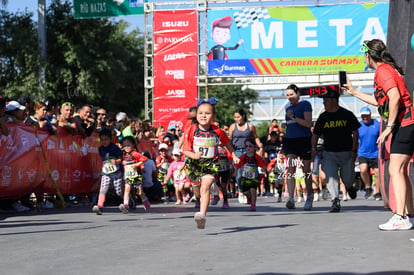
<box><xmin>319</xmin><ymin>87</ymin><xmax>340</xmax><ymax>99</ymax></box>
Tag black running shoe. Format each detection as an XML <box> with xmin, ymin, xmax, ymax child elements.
<box><xmin>346</xmin><ymin>186</ymin><xmax>357</xmax><ymax>199</ymax></box>
<box><xmin>373</xmin><ymin>192</ymin><xmax>382</xmax><ymax>201</ymax></box>
<box><xmin>329</xmin><ymin>198</ymin><xmax>341</xmax><ymax>213</ymax></box>
<box><xmin>364</xmin><ymin>187</ymin><xmax>373</xmax><ymax>199</ymax></box>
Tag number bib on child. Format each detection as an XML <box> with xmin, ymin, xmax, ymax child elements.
<box><xmin>173</xmin><ymin>170</ymin><xmax>186</xmax><ymax>181</ymax></box>
<box><xmin>159</xmin><ymin>162</ymin><xmax>170</xmax><ymax>174</ymax></box>
<box><xmin>193</xmin><ymin>136</ymin><xmax>217</xmax><ymax>159</ymax></box>
<box><xmin>124</xmin><ymin>164</ymin><xmax>138</xmax><ymax>180</ymax></box>
<box><xmin>102</xmin><ymin>160</ymin><xmax>118</xmax><ymax>174</ymax></box>
<box><xmin>218</xmin><ymin>159</ymin><xmax>230</xmax><ymax>172</ymax></box>
<box><xmin>242</xmin><ymin>165</ymin><xmax>258</xmax><ymax>179</ymax></box>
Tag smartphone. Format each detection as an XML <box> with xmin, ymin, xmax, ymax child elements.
<box><xmin>339</xmin><ymin>71</ymin><xmax>347</xmax><ymax>87</ymax></box>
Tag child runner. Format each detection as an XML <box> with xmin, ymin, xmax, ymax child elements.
<box><xmin>267</xmin><ymin>150</ymin><xmax>287</xmax><ymax>202</ymax></box>
<box><xmin>235</xmin><ymin>138</ymin><xmax>267</xmax><ymax>211</ymax></box>
<box><xmin>183</xmin><ymin>97</ymin><xmax>239</xmax><ymax>229</ymax></box>
<box><xmin>93</xmin><ymin>129</ymin><xmax>124</xmax><ymax>215</ymax></box>
<box><xmin>295</xmin><ymin>157</ymin><xmax>307</xmax><ymax>203</ymax></box>
<box><xmin>164</xmin><ymin>148</ymin><xmax>187</xmax><ymax>205</ymax></box>
<box><xmin>156</xmin><ymin>143</ymin><xmax>172</xmax><ymax>202</ymax></box>
<box><xmin>119</xmin><ymin>136</ymin><xmax>151</xmax><ymax>214</ymax></box>
<box><xmin>213</xmin><ymin>143</ymin><xmax>232</xmax><ymax>209</ymax></box>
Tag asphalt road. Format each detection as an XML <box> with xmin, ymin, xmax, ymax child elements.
<box><xmin>1</xmin><ymin>194</ymin><xmax>414</xmax><ymax>275</ymax></box>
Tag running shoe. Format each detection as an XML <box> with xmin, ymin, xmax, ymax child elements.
<box><xmin>175</xmin><ymin>200</ymin><xmax>182</xmax><ymax>205</ymax></box>
<box><xmin>379</xmin><ymin>214</ymin><xmax>413</xmax><ymax>231</ymax></box>
<box><xmin>250</xmin><ymin>204</ymin><xmax>256</xmax><ymax>211</ymax></box>
<box><xmin>346</xmin><ymin>186</ymin><xmax>357</xmax><ymax>199</ymax></box>
<box><xmin>373</xmin><ymin>192</ymin><xmax>382</xmax><ymax>201</ymax></box>
<box><xmin>304</xmin><ymin>194</ymin><xmax>313</xmax><ymax>211</ymax></box>
<box><xmin>195</xmin><ymin>199</ymin><xmax>200</xmax><ymax>209</ymax></box>
<box><xmin>92</xmin><ymin>205</ymin><xmax>102</xmax><ymax>215</ymax></box>
<box><xmin>211</xmin><ymin>195</ymin><xmax>220</xmax><ymax>205</ymax></box>
<box><xmin>118</xmin><ymin>204</ymin><xmax>129</xmax><ymax>214</ymax></box>
<box><xmin>313</xmin><ymin>193</ymin><xmax>319</xmax><ymax>202</ymax></box>
<box><xmin>185</xmin><ymin>193</ymin><xmax>192</xmax><ymax>203</ymax></box>
<box><xmin>286</xmin><ymin>198</ymin><xmax>295</xmax><ymax>209</ymax></box>
<box><xmin>297</xmin><ymin>196</ymin><xmax>303</xmax><ymax>203</ymax></box>
<box><xmin>343</xmin><ymin>194</ymin><xmax>348</xmax><ymax>202</ymax></box>
<box><xmin>194</xmin><ymin>212</ymin><xmax>206</xmax><ymax>229</ymax></box>
<box><xmin>247</xmin><ymin>195</ymin><xmax>251</xmax><ymax>205</ymax></box>
<box><xmin>39</xmin><ymin>201</ymin><xmax>54</xmax><ymax>209</ymax></box>
<box><xmin>143</xmin><ymin>199</ymin><xmax>151</xmax><ymax>211</ymax></box>
<box><xmin>329</xmin><ymin>198</ymin><xmax>341</xmax><ymax>213</ymax></box>
<box><xmin>222</xmin><ymin>202</ymin><xmax>229</xmax><ymax>209</ymax></box>
<box><xmin>364</xmin><ymin>187</ymin><xmax>373</xmax><ymax>199</ymax></box>
<box><xmin>277</xmin><ymin>196</ymin><xmax>282</xmax><ymax>203</ymax></box>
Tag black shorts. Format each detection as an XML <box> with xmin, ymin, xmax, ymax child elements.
<box><xmin>358</xmin><ymin>157</ymin><xmax>378</xmax><ymax>169</ymax></box>
<box><xmin>282</xmin><ymin>137</ymin><xmax>312</xmax><ymax>160</ymax></box>
<box><xmin>240</xmin><ymin>178</ymin><xmax>259</xmax><ymax>192</ymax></box>
<box><xmin>390</xmin><ymin>123</ymin><xmax>414</xmax><ymax>155</ymax></box>
<box><xmin>217</xmin><ymin>170</ymin><xmax>230</xmax><ymax>186</ymax></box>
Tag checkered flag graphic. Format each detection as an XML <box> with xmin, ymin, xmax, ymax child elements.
<box><xmin>233</xmin><ymin>8</ymin><xmax>270</xmax><ymax>28</ymax></box>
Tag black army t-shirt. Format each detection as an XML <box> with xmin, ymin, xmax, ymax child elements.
<box><xmin>313</xmin><ymin>107</ymin><xmax>360</xmax><ymax>152</ymax></box>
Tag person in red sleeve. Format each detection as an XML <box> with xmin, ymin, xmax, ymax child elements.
<box><xmin>183</xmin><ymin>97</ymin><xmax>239</xmax><ymax>229</ymax></box>
<box><xmin>213</xmin><ymin>143</ymin><xmax>233</xmax><ymax>209</ymax></box>
<box><xmin>235</xmin><ymin>138</ymin><xmax>267</xmax><ymax>211</ymax></box>
<box><xmin>119</xmin><ymin>136</ymin><xmax>150</xmax><ymax>214</ymax></box>
<box><xmin>344</xmin><ymin>39</ymin><xmax>414</xmax><ymax>231</ymax></box>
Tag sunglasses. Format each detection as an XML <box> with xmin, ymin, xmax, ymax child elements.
<box><xmin>61</xmin><ymin>102</ymin><xmax>74</xmax><ymax>108</ymax></box>
<box><xmin>360</xmin><ymin>40</ymin><xmax>370</xmax><ymax>53</ymax></box>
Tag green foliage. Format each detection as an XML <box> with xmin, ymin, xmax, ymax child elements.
<box><xmin>0</xmin><ymin>0</ymin><xmax>145</xmax><ymax>116</ymax></box>
<box><xmin>0</xmin><ymin>9</ymin><xmax>41</xmax><ymax>99</ymax></box>
<box><xmin>255</xmin><ymin>121</ymin><xmax>271</xmax><ymax>139</ymax></box>
<box><xmin>207</xmin><ymin>80</ymin><xmax>258</xmax><ymax>126</ymax></box>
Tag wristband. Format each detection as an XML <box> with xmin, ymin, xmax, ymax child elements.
<box><xmin>387</xmin><ymin>123</ymin><xmax>395</xmax><ymax>128</ymax></box>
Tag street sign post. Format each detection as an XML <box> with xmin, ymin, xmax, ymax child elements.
<box><xmin>74</xmin><ymin>0</ymin><xmax>145</xmax><ymax>19</ymax></box>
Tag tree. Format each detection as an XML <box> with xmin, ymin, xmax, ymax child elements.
<box><xmin>207</xmin><ymin>80</ymin><xmax>258</xmax><ymax>126</ymax></box>
<box><xmin>45</xmin><ymin>0</ymin><xmax>145</xmax><ymax>116</ymax></box>
<box><xmin>0</xmin><ymin>9</ymin><xmax>40</xmax><ymax>99</ymax></box>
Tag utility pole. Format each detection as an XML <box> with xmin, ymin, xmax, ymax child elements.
<box><xmin>38</xmin><ymin>0</ymin><xmax>47</xmax><ymax>95</ymax></box>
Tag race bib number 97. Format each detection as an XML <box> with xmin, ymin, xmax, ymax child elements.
<box><xmin>193</xmin><ymin>136</ymin><xmax>217</xmax><ymax>159</ymax></box>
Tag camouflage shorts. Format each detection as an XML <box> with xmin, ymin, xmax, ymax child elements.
<box><xmin>240</xmin><ymin>178</ymin><xmax>259</xmax><ymax>192</ymax></box>
<box><xmin>186</xmin><ymin>158</ymin><xmax>219</xmax><ymax>185</ymax></box>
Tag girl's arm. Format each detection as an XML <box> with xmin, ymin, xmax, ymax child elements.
<box><xmin>183</xmin><ymin>150</ymin><xmax>202</xmax><ymax>160</ymax></box>
<box><xmin>343</xmin><ymin>78</ymin><xmax>378</xmax><ymax>106</ymax></box>
<box><xmin>223</xmin><ymin>141</ymin><xmax>240</xmax><ymax>164</ymax></box>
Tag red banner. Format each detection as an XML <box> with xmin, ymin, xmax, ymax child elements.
<box><xmin>153</xmin><ymin>10</ymin><xmax>198</xmax><ymax>130</ymax></box>
<box><xmin>0</xmin><ymin>126</ymin><xmax>166</xmax><ymax>199</ymax></box>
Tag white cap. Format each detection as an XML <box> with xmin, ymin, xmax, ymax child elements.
<box><xmin>6</xmin><ymin>101</ymin><xmax>25</xmax><ymax>111</ymax></box>
<box><xmin>158</xmin><ymin>143</ymin><xmax>168</xmax><ymax>151</ymax></box>
<box><xmin>172</xmin><ymin>148</ymin><xmax>181</xmax><ymax>155</ymax></box>
<box><xmin>116</xmin><ymin>112</ymin><xmax>127</xmax><ymax>122</ymax></box>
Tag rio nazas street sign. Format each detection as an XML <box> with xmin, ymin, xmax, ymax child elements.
<box><xmin>74</xmin><ymin>0</ymin><xmax>145</xmax><ymax>19</ymax></box>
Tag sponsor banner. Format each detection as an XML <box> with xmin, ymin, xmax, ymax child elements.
<box><xmin>207</xmin><ymin>3</ymin><xmax>389</xmax><ymax>75</ymax></box>
<box><xmin>0</xmin><ymin>125</ymin><xmax>161</xmax><ymax>198</ymax></box>
<box><xmin>74</xmin><ymin>0</ymin><xmax>145</xmax><ymax>19</ymax></box>
<box><xmin>153</xmin><ymin>10</ymin><xmax>198</xmax><ymax>129</ymax></box>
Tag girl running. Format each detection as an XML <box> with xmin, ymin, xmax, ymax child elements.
<box><xmin>164</xmin><ymin>148</ymin><xmax>187</xmax><ymax>205</ymax></box>
<box><xmin>93</xmin><ymin>129</ymin><xmax>124</xmax><ymax>215</ymax></box>
<box><xmin>235</xmin><ymin>138</ymin><xmax>267</xmax><ymax>211</ymax></box>
<box><xmin>119</xmin><ymin>136</ymin><xmax>150</xmax><ymax>214</ymax></box>
<box><xmin>214</xmin><ymin>144</ymin><xmax>232</xmax><ymax>209</ymax></box>
<box><xmin>183</xmin><ymin>97</ymin><xmax>239</xmax><ymax>229</ymax></box>
<box><xmin>156</xmin><ymin>143</ymin><xmax>173</xmax><ymax>202</ymax></box>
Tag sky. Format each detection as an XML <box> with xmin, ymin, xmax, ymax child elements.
<box><xmin>4</xmin><ymin>0</ymin><xmax>146</xmax><ymax>32</ymax></box>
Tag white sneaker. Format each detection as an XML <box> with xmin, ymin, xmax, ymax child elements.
<box><xmin>297</xmin><ymin>196</ymin><xmax>302</xmax><ymax>203</ymax></box>
<box><xmin>313</xmin><ymin>193</ymin><xmax>319</xmax><ymax>202</ymax></box>
<box><xmin>378</xmin><ymin>214</ymin><xmax>413</xmax><ymax>231</ymax></box>
<box><xmin>343</xmin><ymin>195</ymin><xmax>348</xmax><ymax>202</ymax></box>
<box><xmin>238</xmin><ymin>193</ymin><xmax>247</xmax><ymax>204</ymax></box>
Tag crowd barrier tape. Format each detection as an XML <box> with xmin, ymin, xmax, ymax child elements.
<box><xmin>0</xmin><ymin>125</ymin><xmax>159</xmax><ymax>199</ymax></box>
